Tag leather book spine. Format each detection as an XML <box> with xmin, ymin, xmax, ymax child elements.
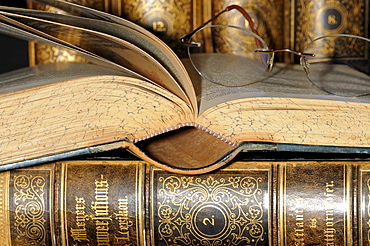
<box><xmin>290</xmin><ymin>0</ymin><xmax>369</xmax><ymax>60</ymax></box>
<box><xmin>1</xmin><ymin>160</ymin><xmax>370</xmax><ymax>245</ymax></box>
<box><xmin>209</xmin><ymin>0</ymin><xmax>285</xmax><ymax>61</ymax></box>
<box><xmin>279</xmin><ymin>162</ymin><xmax>352</xmax><ymax>245</ymax></box>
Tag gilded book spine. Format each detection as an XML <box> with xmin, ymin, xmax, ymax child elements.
<box><xmin>209</xmin><ymin>0</ymin><xmax>285</xmax><ymax>59</ymax></box>
<box><xmin>279</xmin><ymin>163</ymin><xmax>352</xmax><ymax>245</ymax></box>
<box><xmin>291</xmin><ymin>0</ymin><xmax>369</xmax><ymax>56</ymax></box>
<box><xmin>2</xmin><ymin>160</ymin><xmax>370</xmax><ymax>245</ymax></box>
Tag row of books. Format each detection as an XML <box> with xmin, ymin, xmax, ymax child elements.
<box><xmin>0</xmin><ymin>0</ymin><xmax>369</xmax><ymax>245</ymax></box>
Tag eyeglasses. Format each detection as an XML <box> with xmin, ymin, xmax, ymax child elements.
<box><xmin>180</xmin><ymin>5</ymin><xmax>370</xmax><ymax>97</ymax></box>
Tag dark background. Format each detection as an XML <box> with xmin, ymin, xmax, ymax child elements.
<box><xmin>0</xmin><ymin>1</ymin><xmax>28</xmax><ymax>74</ymax></box>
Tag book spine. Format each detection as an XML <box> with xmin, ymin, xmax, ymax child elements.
<box><xmin>1</xmin><ymin>160</ymin><xmax>370</xmax><ymax>245</ymax></box>
<box><xmin>279</xmin><ymin>162</ymin><xmax>353</xmax><ymax>245</ymax></box>
<box><xmin>291</xmin><ymin>0</ymin><xmax>369</xmax><ymax>59</ymax></box>
<box><xmin>119</xmin><ymin>0</ymin><xmax>203</xmax><ymax>57</ymax></box>
<box><xmin>209</xmin><ymin>0</ymin><xmax>285</xmax><ymax>59</ymax></box>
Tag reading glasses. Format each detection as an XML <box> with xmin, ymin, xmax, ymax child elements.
<box><xmin>180</xmin><ymin>5</ymin><xmax>370</xmax><ymax>97</ymax></box>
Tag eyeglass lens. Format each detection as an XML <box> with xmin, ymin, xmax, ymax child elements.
<box><xmin>303</xmin><ymin>35</ymin><xmax>370</xmax><ymax>97</ymax></box>
<box><xmin>187</xmin><ymin>25</ymin><xmax>271</xmax><ymax>87</ymax></box>
<box><xmin>188</xmin><ymin>25</ymin><xmax>370</xmax><ymax>97</ymax></box>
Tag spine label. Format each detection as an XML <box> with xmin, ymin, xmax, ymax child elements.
<box><xmin>152</xmin><ymin>165</ymin><xmax>271</xmax><ymax>245</ymax></box>
<box><xmin>62</xmin><ymin>161</ymin><xmax>143</xmax><ymax>246</ymax></box>
<box><xmin>281</xmin><ymin>163</ymin><xmax>348</xmax><ymax>245</ymax></box>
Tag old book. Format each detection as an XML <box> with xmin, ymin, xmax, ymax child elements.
<box><xmin>27</xmin><ymin>0</ymin><xmax>202</xmax><ymax>64</ymax></box>
<box><xmin>1</xmin><ymin>159</ymin><xmax>370</xmax><ymax>245</ymax></box>
<box><xmin>288</xmin><ymin>0</ymin><xmax>369</xmax><ymax>62</ymax></box>
<box><xmin>0</xmin><ymin>1</ymin><xmax>370</xmax><ymax>174</ymax></box>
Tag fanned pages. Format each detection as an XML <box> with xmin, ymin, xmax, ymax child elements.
<box><xmin>26</xmin><ymin>0</ymin><xmax>198</xmax><ymax>110</ymax></box>
<box><xmin>0</xmin><ymin>6</ymin><xmax>193</xmax><ymax>100</ymax></box>
<box><xmin>0</xmin><ymin>10</ymin><xmax>193</xmax><ymax>110</ymax></box>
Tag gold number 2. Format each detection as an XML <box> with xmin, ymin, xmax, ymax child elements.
<box><xmin>202</xmin><ymin>216</ymin><xmax>215</xmax><ymax>226</ymax></box>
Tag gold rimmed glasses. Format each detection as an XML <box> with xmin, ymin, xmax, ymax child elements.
<box><xmin>180</xmin><ymin>5</ymin><xmax>370</xmax><ymax>97</ymax></box>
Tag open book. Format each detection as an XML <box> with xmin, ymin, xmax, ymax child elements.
<box><xmin>1</xmin><ymin>0</ymin><xmax>370</xmax><ymax>173</ymax></box>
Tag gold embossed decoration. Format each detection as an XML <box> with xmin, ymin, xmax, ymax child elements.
<box><xmin>155</xmin><ymin>173</ymin><xmax>267</xmax><ymax>245</ymax></box>
<box><xmin>12</xmin><ymin>174</ymin><xmax>47</xmax><ymax>245</ymax></box>
<box><xmin>366</xmin><ymin>178</ymin><xmax>370</xmax><ymax>242</ymax></box>
<box><xmin>294</xmin><ymin>0</ymin><xmax>367</xmax><ymax>52</ymax></box>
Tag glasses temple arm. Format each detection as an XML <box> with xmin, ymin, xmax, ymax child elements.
<box><xmin>180</xmin><ymin>5</ymin><xmax>262</xmax><ymax>47</ymax></box>
<box><xmin>225</xmin><ymin>5</ymin><xmax>260</xmax><ymax>37</ymax></box>
<box><xmin>180</xmin><ymin>9</ymin><xmax>227</xmax><ymax>43</ymax></box>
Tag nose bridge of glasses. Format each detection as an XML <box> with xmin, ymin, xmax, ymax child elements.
<box><xmin>255</xmin><ymin>48</ymin><xmax>315</xmax><ymax>57</ymax></box>
<box><xmin>300</xmin><ymin>57</ymin><xmax>310</xmax><ymax>76</ymax></box>
<box><xmin>182</xmin><ymin>41</ymin><xmax>202</xmax><ymax>47</ymax></box>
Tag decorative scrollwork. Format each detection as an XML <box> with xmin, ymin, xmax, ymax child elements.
<box><xmin>13</xmin><ymin>175</ymin><xmax>46</xmax><ymax>245</ymax></box>
<box><xmin>157</xmin><ymin>174</ymin><xmax>266</xmax><ymax>246</ymax></box>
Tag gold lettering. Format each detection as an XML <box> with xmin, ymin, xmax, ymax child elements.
<box><xmin>327</xmin><ymin>15</ymin><xmax>338</xmax><ymax>25</ymax></box>
<box><xmin>152</xmin><ymin>21</ymin><xmax>166</xmax><ymax>32</ymax></box>
<box><xmin>75</xmin><ymin>197</ymin><xmax>86</xmax><ymax>203</ymax></box>
<box><xmin>91</xmin><ymin>201</ymin><xmax>109</xmax><ymax>216</ymax></box>
<box><xmin>71</xmin><ymin>197</ymin><xmax>89</xmax><ymax>242</ymax></box>
<box><xmin>92</xmin><ymin>175</ymin><xmax>111</xmax><ymax>245</ymax></box>
<box><xmin>76</xmin><ymin>221</ymin><xmax>87</xmax><ymax>227</ymax></box>
<box><xmin>309</xmin><ymin>218</ymin><xmax>317</xmax><ymax>228</ymax></box>
<box><xmin>202</xmin><ymin>215</ymin><xmax>215</xmax><ymax>226</ymax></box>
<box><xmin>294</xmin><ymin>238</ymin><xmax>304</xmax><ymax>246</ymax></box>
<box><xmin>115</xmin><ymin>231</ymin><xmax>130</xmax><ymax>241</ymax></box>
<box><xmin>95</xmin><ymin>175</ymin><xmax>109</xmax><ymax>188</ymax></box>
<box><xmin>295</xmin><ymin>221</ymin><xmax>304</xmax><ymax>228</ymax></box>
<box><xmin>96</xmin><ymin>220</ymin><xmax>110</xmax><ymax>226</ymax></box>
<box><xmin>295</xmin><ymin>213</ymin><xmax>304</xmax><ymax>221</ymax></box>
<box><xmin>114</xmin><ymin>196</ymin><xmax>133</xmax><ymax>242</ymax></box>
<box><xmin>326</xmin><ymin>181</ymin><xmax>335</xmax><ymax>193</ymax></box>
<box><xmin>96</xmin><ymin>224</ymin><xmax>110</xmax><ymax>246</ymax></box>
<box><xmin>324</xmin><ymin>181</ymin><xmax>336</xmax><ymax>244</ymax></box>
<box><xmin>293</xmin><ymin>197</ymin><xmax>305</xmax><ymax>244</ymax></box>
<box><xmin>70</xmin><ymin>228</ymin><xmax>89</xmax><ymax>242</ymax></box>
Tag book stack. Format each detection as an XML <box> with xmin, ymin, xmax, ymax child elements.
<box><xmin>0</xmin><ymin>0</ymin><xmax>369</xmax><ymax>245</ymax></box>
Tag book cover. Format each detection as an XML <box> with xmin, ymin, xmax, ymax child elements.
<box><xmin>2</xmin><ymin>160</ymin><xmax>370</xmax><ymax>245</ymax></box>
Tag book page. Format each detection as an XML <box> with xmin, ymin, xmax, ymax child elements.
<box><xmin>0</xmin><ymin>62</ymin><xmax>132</xmax><ymax>94</ymax></box>
<box><xmin>30</xmin><ymin>0</ymin><xmax>153</xmax><ymax>35</ymax></box>
<box><xmin>183</xmin><ymin>58</ymin><xmax>370</xmax><ymax>115</ymax></box>
<box><xmin>0</xmin><ymin>18</ymin><xmax>136</xmax><ymax>75</ymax></box>
<box><xmin>0</xmin><ymin>71</ymin><xmax>194</xmax><ymax>166</ymax></box>
<box><xmin>26</xmin><ymin>0</ymin><xmax>198</xmax><ymax>112</ymax></box>
<box><xmin>0</xmin><ymin>11</ymin><xmax>193</xmax><ymax>109</ymax></box>
<box><xmin>0</xmin><ymin>5</ymin><xmax>197</xmax><ymax>111</ymax></box>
